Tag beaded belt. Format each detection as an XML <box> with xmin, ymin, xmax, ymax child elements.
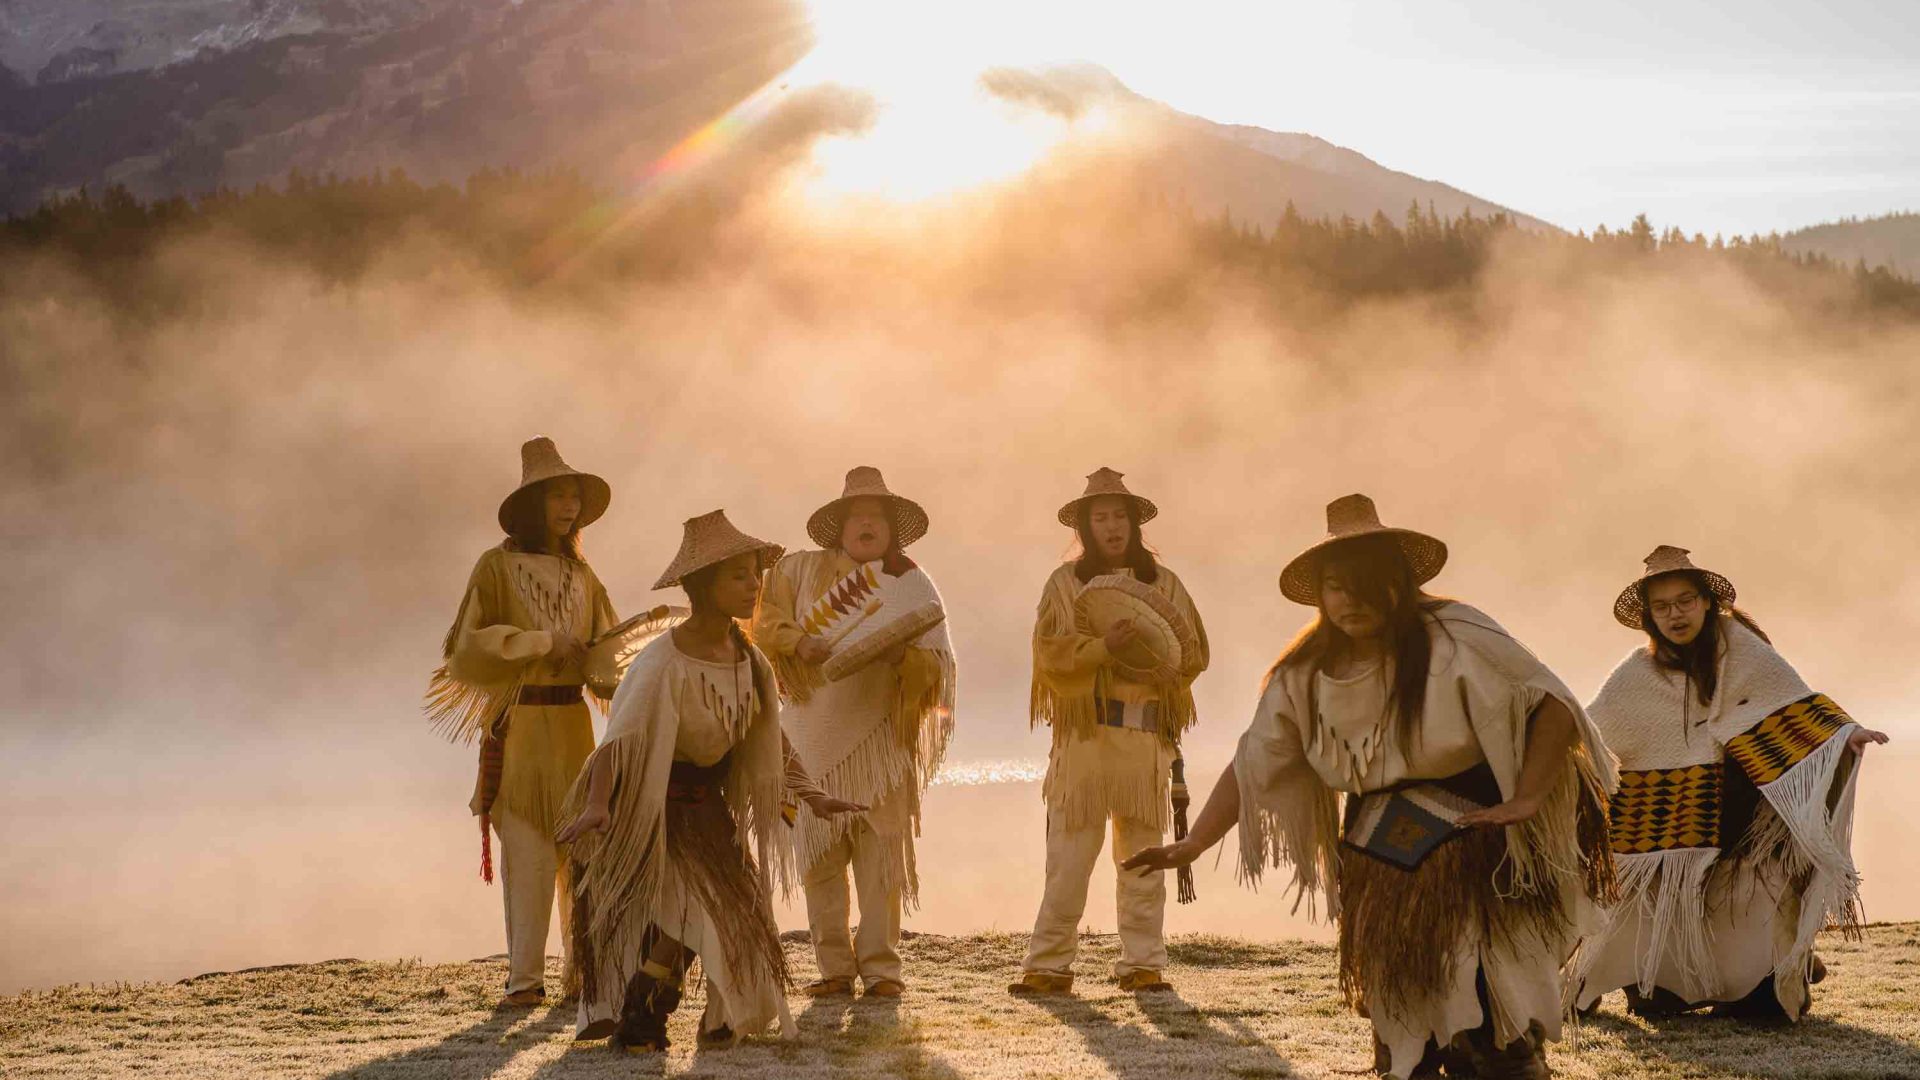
<box><xmin>1094</xmin><ymin>697</ymin><xmax>1161</xmax><ymax>732</ymax></box>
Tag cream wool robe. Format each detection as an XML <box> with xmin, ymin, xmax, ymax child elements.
<box><xmin>426</xmin><ymin>545</ymin><xmax>619</xmax><ymax>995</ymax></box>
<box><xmin>1234</xmin><ymin>603</ymin><xmax>1617</xmax><ymax>1080</ymax></box>
<box><xmin>563</xmin><ymin>633</ymin><xmax>796</xmax><ymax>1042</ymax></box>
<box><xmin>1024</xmin><ymin>561</ymin><xmax>1208</xmax><ymax>978</ymax></box>
<box><xmin>1572</xmin><ymin>613</ymin><xmax>1864</xmax><ymax>1019</ymax></box>
<box><xmin>751</xmin><ymin>549</ymin><xmax>955</xmax><ymax>986</ymax></box>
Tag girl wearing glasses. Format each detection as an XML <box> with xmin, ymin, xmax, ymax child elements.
<box><xmin>1571</xmin><ymin>546</ymin><xmax>1887</xmax><ymax>1023</ymax></box>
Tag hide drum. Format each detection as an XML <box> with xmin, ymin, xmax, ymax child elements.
<box><xmin>584</xmin><ymin>604</ymin><xmax>688</xmax><ymax>695</ymax></box>
<box><xmin>800</xmin><ymin>557</ymin><xmax>948</xmax><ymax>682</ymax></box>
<box><xmin>1074</xmin><ymin>573</ymin><xmax>1196</xmax><ymax>683</ymax></box>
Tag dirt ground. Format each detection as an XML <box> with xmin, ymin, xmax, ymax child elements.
<box><xmin>3</xmin><ymin>925</ymin><xmax>1916</xmax><ymax>1079</ymax></box>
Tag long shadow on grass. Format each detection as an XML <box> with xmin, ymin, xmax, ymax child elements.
<box><xmin>1023</xmin><ymin>989</ymin><xmax>1298</xmax><ymax>1080</ymax></box>
<box><xmin>322</xmin><ymin>1000</ymin><xmax>574</xmax><ymax>1079</ymax></box>
<box><xmin>789</xmin><ymin>992</ymin><xmax>970</xmax><ymax>1079</ymax></box>
<box><xmin>1580</xmin><ymin>1002</ymin><xmax>1920</xmax><ymax>1079</ymax></box>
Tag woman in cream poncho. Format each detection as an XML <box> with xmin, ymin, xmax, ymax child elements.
<box><xmin>1128</xmin><ymin>495</ymin><xmax>1617</xmax><ymax>1080</ymax></box>
<box><xmin>424</xmin><ymin>437</ymin><xmax>621</xmax><ymax>1007</ymax></box>
<box><xmin>1571</xmin><ymin>546</ymin><xmax>1887</xmax><ymax>1023</ymax></box>
<box><xmin>1010</xmin><ymin>467</ymin><xmax>1209</xmax><ymax>996</ymax></box>
<box><xmin>555</xmin><ymin>510</ymin><xmax>862</xmax><ymax>1053</ymax></box>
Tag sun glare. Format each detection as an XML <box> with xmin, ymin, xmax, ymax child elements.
<box><xmin>787</xmin><ymin>1</ymin><xmax>1103</xmax><ymax>202</ymax></box>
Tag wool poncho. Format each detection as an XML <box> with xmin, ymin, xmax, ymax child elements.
<box><xmin>750</xmin><ymin>548</ymin><xmax>956</xmax><ymax>906</ymax></box>
<box><xmin>1572</xmin><ymin>613</ymin><xmax>1864</xmax><ymax>1019</ymax></box>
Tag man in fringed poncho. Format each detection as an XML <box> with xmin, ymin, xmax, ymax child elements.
<box><xmin>751</xmin><ymin>467</ymin><xmax>957</xmax><ymax>998</ymax></box>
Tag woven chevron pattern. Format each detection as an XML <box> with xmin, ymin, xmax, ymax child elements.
<box><xmin>1725</xmin><ymin>693</ymin><xmax>1851</xmax><ymax>786</ymax></box>
<box><xmin>798</xmin><ymin>563</ymin><xmax>881</xmax><ymax>637</ymax></box>
<box><xmin>1608</xmin><ymin>765</ymin><xmax>1722</xmax><ymax>854</ymax></box>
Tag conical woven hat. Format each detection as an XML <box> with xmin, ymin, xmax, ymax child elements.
<box><xmin>1279</xmin><ymin>494</ymin><xmax>1448</xmax><ymax>605</ymax></box>
<box><xmin>653</xmin><ymin>510</ymin><xmax>785</xmax><ymax>589</ymax></box>
<box><xmin>1612</xmin><ymin>545</ymin><xmax>1737</xmax><ymax>628</ymax></box>
<box><xmin>1057</xmin><ymin>467</ymin><xmax>1159</xmax><ymax>528</ymax></box>
<box><xmin>806</xmin><ymin>466</ymin><xmax>931</xmax><ymax>550</ymax></box>
<box><xmin>496</xmin><ymin>436</ymin><xmax>611</xmax><ymax>533</ymax></box>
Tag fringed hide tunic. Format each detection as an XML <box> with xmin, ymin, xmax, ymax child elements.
<box><xmin>751</xmin><ymin>549</ymin><xmax>956</xmax><ymax>905</ymax></box>
<box><xmin>1031</xmin><ymin>562</ymin><xmax>1209</xmax><ymax>830</ymax></box>
<box><xmin>1233</xmin><ymin>603</ymin><xmax>1617</xmax><ymax>1080</ymax></box>
<box><xmin>425</xmin><ymin>545</ymin><xmax>619</xmax><ymax>858</ymax></box>
<box><xmin>564</xmin><ymin>634</ymin><xmax>796</xmax><ymax>1043</ymax></box>
<box><xmin>1572</xmin><ymin>613</ymin><xmax>1864</xmax><ymax>1019</ymax></box>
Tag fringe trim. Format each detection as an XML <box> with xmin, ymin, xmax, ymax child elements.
<box><xmin>1042</xmin><ymin>733</ymin><xmax>1172</xmax><ymax>832</ymax></box>
<box><xmin>1031</xmin><ymin>673</ymin><xmax>1197</xmax><ymax>745</ymax></box>
<box><xmin>771</xmin><ymin>651</ymin><xmax>827</xmax><ymax>705</ymax></box>
<box><xmin>794</xmin><ymin>722</ymin><xmax>922</xmax><ymax>905</ymax></box>
<box><xmin>1504</xmin><ymin>743</ymin><xmax>1618</xmax><ymax>906</ymax></box>
<box><xmin>1764</xmin><ymin>732</ymin><xmax>1865</xmax><ymax>986</ymax></box>
<box><xmin>1233</xmin><ymin>760</ymin><xmax>1341</xmax><ymax>920</ymax></box>
<box><xmin>1601</xmin><ymin>848</ymin><xmax>1721</xmax><ymax>998</ymax></box>
<box><xmin>423</xmin><ymin>664</ymin><xmax>522</xmax><ymax>745</ymax></box>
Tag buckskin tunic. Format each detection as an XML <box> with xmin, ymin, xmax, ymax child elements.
<box><xmin>1233</xmin><ymin>603</ymin><xmax>1616</xmax><ymax>1080</ymax></box>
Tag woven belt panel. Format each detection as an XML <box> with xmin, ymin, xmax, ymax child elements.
<box><xmin>1608</xmin><ymin>764</ymin><xmax>1722</xmax><ymax>854</ymax></box>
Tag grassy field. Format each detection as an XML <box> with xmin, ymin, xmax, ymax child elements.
<box><xmin>2</xmin><ymin>925</ymin><xmax>1916</xmax><ymax>1079</ymax></box>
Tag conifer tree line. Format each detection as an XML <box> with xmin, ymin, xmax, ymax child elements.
<box><xmin>5</xmin><ymin>168</ymin><xmax>1915</xmax><ymax>321</ymax></box>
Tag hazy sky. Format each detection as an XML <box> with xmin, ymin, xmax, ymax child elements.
<box><xmin>810</xmin><ymin>0</ymin><xmax>1919</xmax><ymax>237</ymax></box>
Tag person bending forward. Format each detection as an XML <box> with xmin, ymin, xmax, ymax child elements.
<box><xmin>1129</xmin><ymin>495</ymin><xmax>1617</xmax><ymax>1080</ymax></box>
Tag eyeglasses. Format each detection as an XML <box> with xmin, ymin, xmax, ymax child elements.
<box><xmin>1649</xmin><ymin>593</ymin><xmax>1704</xmax><ymax>618</ymax></box>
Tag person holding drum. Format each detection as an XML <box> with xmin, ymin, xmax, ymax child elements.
<box><xmin>750</xmin><ymin>467</ymin><xmax>956</xmax><ymax>999</ymax></box>
<box><xmin>1125</xmin><ymin>494</ymin><xmax>1618</xmax><ymax>1080</ymax></box>
<box><xmin>556</xmin><ymin>510</ymin><xmax>863</xmax><ymax>1052</ymax></box>
<box><xmin>422</xmin><ymin>436</ymin><xmax>623</xmax><ymax>1008</ymax></box>
<box><xmin>1010</xmin><ymin>467</ymin><xmax>1209</xmax><ymax>997</ymax></box>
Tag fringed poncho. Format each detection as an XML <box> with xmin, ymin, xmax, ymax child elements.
<box><xmin>1233</xmin><ymin>602</ymin><xmax>1617</xmax><ymax>1080</ymax></box>
<box><xmin>1031</xmin><ymin>562</ymin><xmax>1209</xmax><ymax>830</ymax></box>
<box><xmin>750</xmin><ymin>548</ymin><xmax>956</xmax><ymax>907</ymax></box>
<box><xmin>562</xmin><ymin>633</ymin><xmax>795</xmax><ymax>1043</ymax></box>
<box><xmin>1572</xmin><ymin>613</ymin><xmax>1864</xmax><ymax>1019</ymax></box>
<box><xmin>424</xmin><ymin>545</ymin><xmax>619</xmax><ymax>865</ymax></box>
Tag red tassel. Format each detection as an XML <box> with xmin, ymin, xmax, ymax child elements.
<box><xmin>480</xmin><ymin>812</ymin><xmax>495</xmax><ymax>884</ymax></box>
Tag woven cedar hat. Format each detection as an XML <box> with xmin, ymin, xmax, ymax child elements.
<box><xmin>497</xmin><ymin>436</ymin><xmax>611</xmax><ymax>533</ymax></box>
<box><xmin>1057</xmin><ymin>467</ymin><xmax>1159</xmax><ymax>528</ymax></box>
<box><xmin>1613</xmin><ymin>545</ymin><xmax>1736</xmax><ymax>629</ymax></box>
<box><xmin>806</xmin><ymin>466</ymin><xmax>930</xmax><ymax>550</ymax></box>
<box><xmin>1279</xmin><ymin>494</ymin><xmax>1448</xmax><ymax>605</ymax></box>
<box><xmin>652</xmin><ymin>510</ymin><xmax>785</xmax><ymax>589</ymax></box>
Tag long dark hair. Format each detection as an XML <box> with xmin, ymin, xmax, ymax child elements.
<box><xmin>1071</xmin><ymin>501</ymin><xmax>1159</xmax><ymax>585</ymax></box>
<box><xmin>501</xmin><ymin>480</ymin><xmax>585</xmax><ymax>561</ymax></box>
<box><xmin>1269</xmin><ymin>534</ymin><xmax>1445</xmax><ymax>754</ymax></box>
<box><xmin>1639</xmin><ymin>570</ymin><xmax>1769</xmax><ymax>707</ymax></box>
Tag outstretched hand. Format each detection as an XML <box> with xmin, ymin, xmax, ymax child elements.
<box><xmin>1120</xmin><ymin>840</ymin><xmax>1199</xmax><ymax>874</ymax></box>
<box><xmin>1457</xmin><ymin>796</ymin><xmax>1541</xmax><ymax>830</ymax></box>
<box><xmin>806</xmin><ymin>794</ymin><xmax>869</xmax><ymax>817</ymax></box>
<box><xmin>556</xmin><ymin>803</ymin><xmax>610</xmax><ymax>844</ymax></box>
<box><xmin>1849</xmin><ymin>727</ymin><xmax>1890</xmax><ymax>753</ymax></box>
